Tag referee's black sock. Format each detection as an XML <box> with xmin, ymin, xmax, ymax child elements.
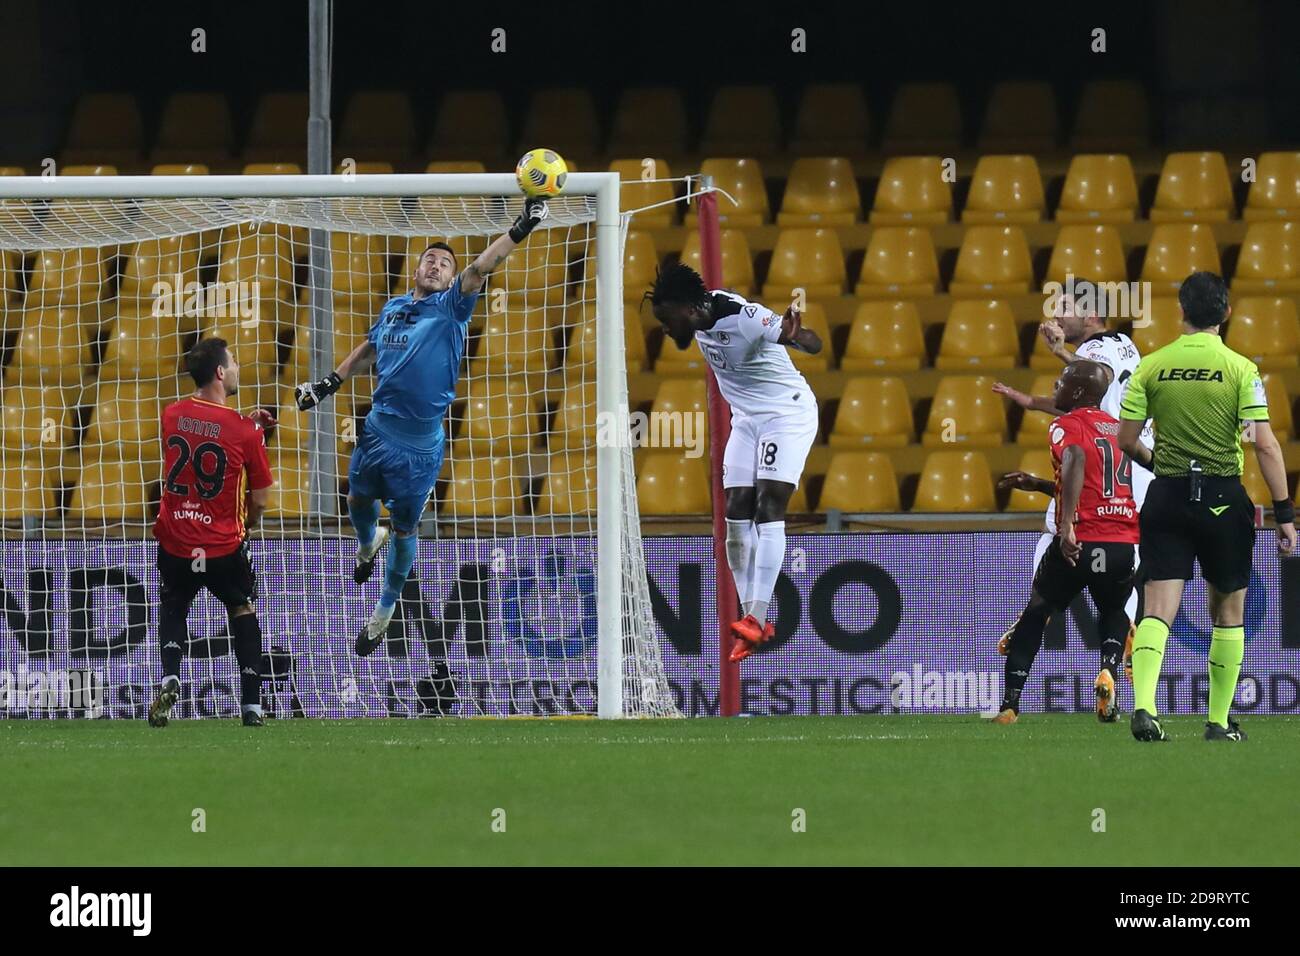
<box><xmin>231</xmin><ymin>612</ymin><xmax>264</xmax><ymax>712</ymax></box>
<box><xmin>1001</xmin><ymin>601</ymin><xmax>1050</xmax><ymax>712</ymax></box>
<box><xmin>158</xmin><ymin>601</ymin><xmax>188</xmax><ymax>684</ymax></box>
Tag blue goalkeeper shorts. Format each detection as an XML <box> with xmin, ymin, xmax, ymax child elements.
<box><xmin>347</xmin><ymin>420</ymin><xmax>444</xmax><ymax>532</ymax></box>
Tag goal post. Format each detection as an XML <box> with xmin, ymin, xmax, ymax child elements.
<box><xmin>0</xmin><ymin>172</ymin><xmax>678</xmax><ymax>719</ymax></box>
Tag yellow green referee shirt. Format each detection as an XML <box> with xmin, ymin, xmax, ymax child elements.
<box><xmin>1119</xmin><ymin>331</ymin><xmax>1268</xmax><ymax>477</ymax></box>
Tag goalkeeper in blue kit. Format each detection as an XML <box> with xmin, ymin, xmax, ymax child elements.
<box><xmin>296</xmin><ymin>197</ymin><xmax>550</xmax><ymax>656</ymax></box>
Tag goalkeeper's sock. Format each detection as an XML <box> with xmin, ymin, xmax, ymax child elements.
<box><xmin>378</xmin><ymin>532</ymin><xmax>419</xmax><ymax>611</ymax></box>
<box><xmin>158</xmin><ymin>601</ymin><xmax>187</xmax><ymax>681</ymax></box>
<box><xmin>749</xmin><ymin>521</ymin><xmax>786</xmax><ymax>623</ymax></box>
<box><xmin>1208</xmin><ymin>625</ymin><xmax>1245</xmax><ymax>728</ymax></box>
<box><xmin>725</xmin><ymin>519</ymin><xmax>757</xmax><ymax>610</ymax></box>
<box><xmin>1131</xmin><ymin>616</ymin><xmax>1171</xmax><ymax>716</ymax></box>
<box><xmin>349</xmin><ymin>496</ymin><xmax>380</xmax><ymax>552</ymax></box>
<box><xmin>231</xmin><ymin>612</ymin><xmax>263</xmax><ymax>710</ymax></box>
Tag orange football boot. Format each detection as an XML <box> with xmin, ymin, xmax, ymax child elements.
<box><xmin>728</xmin><ymin>617</ymin><xmax>775</xmax><ymax>662</ymax></box>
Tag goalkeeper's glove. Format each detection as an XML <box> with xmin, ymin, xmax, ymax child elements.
<box><xmin>295</xmin><ymin>372</ymin><xmax>343</xmax><ymax>411</ymax></box>
<box><xmin>508</xmin><ymin>197</ymin><xmax>549</xmax><ymax>243</ymax></box>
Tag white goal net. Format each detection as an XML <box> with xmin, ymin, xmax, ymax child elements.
<box><xmin>0</xmin><ymin>173</ymin><xmax>678</xmax><ymax>719</ymax></box>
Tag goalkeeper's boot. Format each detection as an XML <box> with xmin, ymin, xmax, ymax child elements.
<box><xmin>355</xmin><ymin>602</ymin><xmax>397</xmax><ymax>657</ymax></box>
<box><xmin>728</xmin><ymin>618</ymin><xmax>774</xmax><ymax>663</ymax></box>
<box><xmin>416</xmin><ymin>662</ymin><xmax>458</xmax><ymax>717</ymax></box>
<box><xmin>1095</xmin><ymin>668</ymin><xmax>1119</xmax><ymax>723</ymax></box>
<box><xmin>354</xmin><ymin>525</ymin><xmax>390</xmax><ymax>585</ymax></box>
<box><xmin>147</xmin><ymin>676</ymin><xmax>180</xmax><ymax>728</ymax></box>
<box><xmin>1204</xmin><ymin>718</ymin><xmax>1247</xmax><ymax>742</ymax></box>
<box><xmin>1131</xmin><ymin>708</ymin><xmax>1169</xmax><ymax>742</ymax></box>
<box><xmin>989</xmin><ymin>707</ymin><xmax>1018</xmax><ymax>725</ymax></box>
<box><xmin>241</xmin><ymin>709</ymin><xmax>265</xmax><ymax>728</ymax></box>
<box><xmin>1123</xmin><ymin>622</ymin><xmax>1135</xmax><ymax>682</ymax></box>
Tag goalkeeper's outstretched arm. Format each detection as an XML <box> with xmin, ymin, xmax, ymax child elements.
<box><xmin>459</xmin><ymin>197</ymin><xmax>549</xmax><ymax>295</ymax></box>
<box><xmin>296</xmin><ymin>340</ymin><xmax>375</xmax><ymax>411</ymax></box>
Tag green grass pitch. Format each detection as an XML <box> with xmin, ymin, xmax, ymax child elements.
<box><xmin>3</xmin><ymin>715</ymin><xmax>1297</xmax><ymax>866</ymax></box>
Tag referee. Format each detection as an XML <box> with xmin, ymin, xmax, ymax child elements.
<box><xmin>1118</xmin><ymin>272</ymin><xmax>1296</xmax><ymax>742</ymax></box>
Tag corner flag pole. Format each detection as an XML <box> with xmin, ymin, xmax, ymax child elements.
<box><xmin>696</xmin><ymin>178</ymin><xmax>740</xmax><ymax>718</ymax></box>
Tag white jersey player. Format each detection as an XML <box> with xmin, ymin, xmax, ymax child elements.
<box><xmin>646</xmin><ymin>264</ymin><xmax>822</xmax><ymax>662</ymax></box>
<box><xmin>994</xmin><ymin>281</ymin><xmax>1154</xmax><ymax>649</ymax></box>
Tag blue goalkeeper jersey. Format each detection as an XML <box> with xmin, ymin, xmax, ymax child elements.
<box><xmin>366</xmin><ymin>281</ymin><xmax>479</xmax><ymax>453</ymax></box>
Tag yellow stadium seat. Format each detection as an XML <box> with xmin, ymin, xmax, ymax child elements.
<box><xmin>60</xmin><ymin>164</ymin><xmax>117</xmax><ymax>178</ymax></box>
<box><xmin>608</xmin><ymin>88</ymin><xmax>687</xmax><ymax>157</ymax></box>
<box><xmin>150</xmin><ymin>164</ymin><xmax>210</xmax><ymax>176</ymax></box>
<box><xmin>1244</xmin><ymin>152</ymin><xmax>1300</xmax><ymax>222</ymax></box>
<box><xmin>949</xmin><ymin>226</ymin><xmax>1033</xmax><ymax>297</ymax></box>
<box><xmin>0</xmin><ymin>458</ymin><xmax>53</xmax><ymax>520</ymax></box>
<box><xmin>1131</xmin><ymin>296</ymin><xmax>1185</xmax><ymax>355</ymax></box>
<box><xmin>978</xmin><ymin>81</ymin><xmax>1058</xmax><ymax>153</ymax></box>
<box><xmin>10</xmin><ymin>309</ymin><xmax>90</xmax><ymax>385</ymax></box>
<box><xmin>1005</xmin><ymin>450</ymin><xmax>1055</xmax><ymax>511</ymax></box>
<box><xmin>1016</xmin><ymin>374</ymin><xmax>1063</xmax><ymax>446</ymax></box>
<box><xmin>637</xmin><ymin>451</ymin><xmax>711</xmax><ymax>515</ymax></box>
<box><xmin>610</xmin><ymin>160</ymin><xmax>675</xmax><ymax>228</ymax></box>
<box><xmin>777</xmin><ymin>158</ymin><xmax>861</xmax><ymax>226</ymax></box>
<box><xmin>500</xmin><ymin>232</ymin><xmax>574</xmax><ymax>306</ymax></box>
<box><xmin>243</xmin><ymin>93</ymin><xmax>307</xmax><ymax>163</ymax></box>
<box><xmin>678</xmin><ymin>229</ymin><xmax>755</xmax><ymax>296</ymax></box>
<box><xmin>621</xmin><ymin>230</ymin><xmax>660</xmax><ymax>301</ymax></box>
<box><xmin>923</xmin><ymin>375</ymin><xmax>1006</xmax><ymax>447</ymax></box>
<box><xmin>537</xmin><ymin>451</ymin><xmax>597</xmax><ymax>516</ymax></box>
<box><xmin>217</xmin><ymin>226</ymin><xmax>297</xmax><ymax>304</ymax></box>
<box><xmin>962</xmin><ymin>155</ymin><xmax>1046</xmax><ymax>224</ymax></box>
<box><xmin>119</xmin><ymin>235</ymin><xmax>202</xmax><ymax>306</ymax></box>
<box><xmin>27</xmin><ymin>248</ymin><xmax>106</xmax><ymax>307</ymax></box>
<box><xmin>818</xmin><ymin>452</ymin><xmax>900</xmax><ymax>511</ymax></box>
<box><xmin>1151</xmin><ymin>152</ymin><xmax>1234</xmax><ymax>223</ymax></box>
<box><xmin>1055</xmin><ymin>155</ymin><xmax>1139</xmax><ymax>223</ymax></box>
<box><xmin>688</xmin><ymin>159</ymin><xmax>768</xmax><ymax>227</ymax></box>
<box><xmin>653</xmin><ymin>336</ymin><xmax>704</xmax><ymax>374</ymax></box>
<box><xmin>854</xmin><ymin>227</ymin><xmax>939</xmax><ymax>298</ymax></box>
<box><xmin>881</xmin><ymin>83</ymin><xmax>962</xmax><ymax>154</ymax></box>
<box><xmin>1071</xmin><ymin>80</ymin><xmax>1150</xmax><ymax>152</ymax></box>
<box><xmin>99</xmin><ymin>309</ymin><xmax>187</xmax><ymax>381</ymax></box>
<box><xmin>443</xmin><ymin>455</ymin><xmax>519</xmax><ymax>518</ymax></box>
<box><xmin>649</xmin><ymin>379</ymin><xmax>708</xmax><ymax>442</ymax></box>
<box><xmin>792</xmin><ymin>85</ymin><xmax>870</xmax><ymax>156</ymax></box>
<box><xmin>701</xmin><ymin>86</ymin><xmax>780</xmax><ymax>157</ymax></box>
<box><xmin>761</xmin><ymin>229</ymin><xmax>846</xmax><ymax>300</ymax></box>
<box><xmin>0</xmin><ymin>384</ymin><xmax>76</xmax><ymax>459</ymax></box>
<box><xmin>152</xmin><ymin>93</ymin><xmax>233</xmax><ymax>165</ymax></box>
<box><xmin>566</xmin><ymin>315</ymin><xmax>647</xmax><ymax>376</ymax></box>
<box><xmin>1227</xmin><ymin>298</ymin><xmax>1300</xmax><ymax>371</ymax></box>
<box><xmin>470</xmin><ymin>309</ymin><xmax>554</xmax><ymax>377</ymax></box>
<box><xmin>83</xmin><ymin>381</ymin><xmax>163</xmax><ymax>460</ymax></box>
<box><xmin>1</xmin><ymin>249</ymin><xmax>20</xmax><ymax>333</ymax></box>
<box><xmin>550</xmin><ymin>382</ymin><xmax>596</xmax><ymax>449</ymax></box>
<box><xmin>520</xmin><ymin>88</ymin><xmax>600</xmax><ymax>160</ymax></box>
<box><xmin>1140</xmin><ymin>223</ymin><xmax>1221</xmax><ymax>293</ymax></box>
<box><xmin>330</xmin><ymin>232</ymin><xmax>389</xmax><ymax>308</ymax></box>
<box><xmin>788</xmin><ymin>304</ymin><xmax>831</xmax><ymax>373</ymax></box>
<box><xmin>913</xmin><ymin>451</ymin><xmax>996</xmax><ymax>512</ymax></box>
<box><xmin>840</xmin><ymin>301</ymin><xmax>926</xmax><ymax>372</ymax></box>
<box><xmin>935</xmin><ymin>300</ymin><xmax>1020</xmax><ymax>369</ymax></box>
<box><xmin>1045</xmin><ymin>225</ymin><xmax>1127</xmax><ymax>285</ymax></box>
<box><xmin>458</xmin><ymin>379</ymin><xmax>535</xmax><ymax>454</ymax></box>
<box><xmin>338</xmin><ymin>91</ymin><xmax>415</xmax><ymax>161</ymax></box>
<box><xmin>264</xmin><ymin>450</ymin><xmax>312</xmax><ymax>518</ymax></box>
<box><xmin>62</xmin><ymin>93</ymin><xmax>142</xmax><ymax>167</ymax></box>
<box><xmin>1233</xmin><ymin>221</ymin><xmax>1300</xmax><ymax>294</ymax></box>
<box><xmin>1240</xmin><ymin>452</ymin><xmax>1274</xmax><ymax>507</ymax></box>
<box><xmin>428</xmin><ymin>91</ymin><xmax>508</xmax><ymax>160</ymax></box>
<box><xmin>68</xmin><ymin>460</ymin><xmax>153</xmax><ymax>520</ymax></box>
<box><xmin>829</xmin><ymin>377</ymin><xmax>913</xmax><ymax>448</ymax></box>
<box><xmin>205</xmin><ymin>317</ymin><xmax>284</xmax><ymax>387</ymax></box>
<box><xmin>869</xmin><ymin>157</ymin><xmax>952</xmax><ymax>225</ymax></box>
<box><xmin>1262</xmin><ymin>374</ymin><xmax>1293</xmax><ymax>439</ymax></box>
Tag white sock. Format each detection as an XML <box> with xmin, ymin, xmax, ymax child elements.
<box><xmin>725</xmin><ymin>518</ymin><xmax>757</xmax><ymax>609</ymax></box>
<box><xmin>368</xmin><ymin>600</ymin><xmax>396</xmax><ymax>636</ymax></box>
<box><xmin>161</xmin><ymin>674</ymin><xmax>179</xmax><ymax>692</ymax></box>
<box><xmin>242</xmin><ymin>703</ymin><xmax>264</xmax><ymax>716</ymax></box>
<box><xmin>750</xmin><ymin>521</ymin><xmax>786</xmax><ymax>623</ymax></box>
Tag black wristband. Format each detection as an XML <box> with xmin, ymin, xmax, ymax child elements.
<box><xmin>1273</xmin><ymin>499</ymin><xmax>1295</xmax><ymax>525</ymax></box>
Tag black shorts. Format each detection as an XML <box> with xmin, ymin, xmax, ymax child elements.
<box><xmin>1139</xmin><ymin>476</ymin><xmax>1255</xmax><ymax>592</ymax></box>
<box><xmin>157</xmin><ymin>541</ymin><xmax>259</xmax><ymax>611</ymax></box>
<box><xmin>1033</xmin><ymin>538</ymin><xmax>1136</xmax><ymax>614</ymax></box>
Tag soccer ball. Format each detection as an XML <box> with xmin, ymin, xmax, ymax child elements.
<box><xmin>515</xmin><ymin>148</ymin><xmax>568</xmax><ymax>198</ymax></box>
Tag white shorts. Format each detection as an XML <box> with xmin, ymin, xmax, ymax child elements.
<box><xmin>722</xmin><ymin>399</ymin><xmax>818</xmax><ymax>489</ymax></box>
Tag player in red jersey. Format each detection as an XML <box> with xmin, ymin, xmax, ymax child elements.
<box><xmin>991</xmin><ymin>361</ymin><xmax>1141</xmax><ymax>724</ymax></box>
<box><xmin>148</xmin><ymin>338</ymin><xmax>276</xmax><ymax>728</ymax></box>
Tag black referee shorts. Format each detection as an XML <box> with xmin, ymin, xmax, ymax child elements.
<box><xmin>1139</xmin><ymin>475</ymin><xmax>1255</xmax><ymax>592</ymax></box>
<box><xmin>157</xmin><ymin>541</ymin><xmax>259</xmax><ymax>612</ymax></box>
<box><xmin>1033</xmin><ymin>538</ymin><xmax>1136</xmax><ymax>614</ymax></box>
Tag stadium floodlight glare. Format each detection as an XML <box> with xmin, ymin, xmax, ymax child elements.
<box><xmin>0</xmin><ymin>173</ymin><xmax>678</xmax><ymax>719</ymax></box>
